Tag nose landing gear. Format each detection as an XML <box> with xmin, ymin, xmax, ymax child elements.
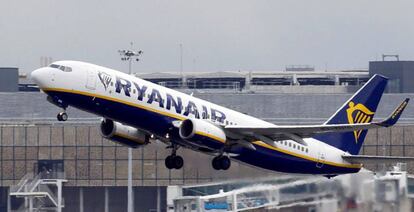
<box><xmin>47</xmin><ymin>96</ymin><xmax>69</xmax><ymax>122</ymax></box>
<box><xmin>165</xmin><ymin>155</ymin><xmax>184</xmax><ymax>169</ymax></box>
<box><xmin>57</xmin><ymin>111</ymin><xmax>68</xmax><ymax>121</ymax></box>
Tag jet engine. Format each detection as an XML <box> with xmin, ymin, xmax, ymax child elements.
<box><xmin>179</xmin><ymin>119</ymin><xmax>226</xmax><ymax>144</ymax></box>
<box><xmin>100</xmin><ymin>119</ymin><xmax>149</xmax><ymax>148</ymax></box>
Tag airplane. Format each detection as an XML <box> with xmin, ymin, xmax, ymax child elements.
<box><xmin>31</xmin><ymin>61</ymin><xmax>412</xmax><ymax>176</ymax></box>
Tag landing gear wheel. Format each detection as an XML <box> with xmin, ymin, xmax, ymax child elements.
<box><xmin>165</xmin><ymin>155</ymin><xmax>175</xmax><ymax>169</ymax></box>
<box><xmin>212</xmin><ymin>156</ymin><xmax>231</xmax><ymax>170</ymax></box>
<box><xmin>57</xmin><ymin>112</ymin><xmax>68</xmax><ymax>121</ymax></box>
<box><xmin>165</xmin><ymin>155</ymin><xmax>184</xmax><ymax>169</ymax></box>
<box><xmin>212</xmin><ymin>157</ymin><xmax>221</xmax><ymax>170</ymax></box>
<box><xmin>172</xmin><ymin>155</ymin><xmax>184</xmax><ymax>169</ymax></box>
<box><xmin>220</xmin><ymin>156</ymin><xmax>231</xmax><ymax>170</ymax></box>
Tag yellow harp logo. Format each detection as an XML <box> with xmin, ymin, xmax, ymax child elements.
<box><xmin>346</xmin><ymin>102</ymin><xmax>374</xmax><ymax>143</ymax></box>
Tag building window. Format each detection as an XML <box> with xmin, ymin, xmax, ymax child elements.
<box><xmin>37</xmin><ymin>160</ymin><xmax>64</xmax><ymax>179</ymax></box>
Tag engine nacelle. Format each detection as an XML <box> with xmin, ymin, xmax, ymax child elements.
<box><xmin>100</xmin><ymin>119</ymin><xmax>149</xmax><ymax>148</ymax></box>
<box><xmin>179</xmin><ymin>119</ymin><xmax>226</xmax><ymax>145</ymax></box>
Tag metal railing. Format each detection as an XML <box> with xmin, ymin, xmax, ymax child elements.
<box><xmin>9</xmin><ymin>171</ymin><xmax>66</xmax><ymax>211</ymax></box>
<box><xmin>10</xmin><ymin>173</ymin><xmax>34</xmax><ymax>193</ymax></box>
<box><xmin>25</xmin><ymin>173</ymin><xmax>42</xmax><ymax>192</ymax></box>
<box><xmin>37</xmin><ymin>184</ymin><xmax>58</xmax><ymax>206</ymax></box>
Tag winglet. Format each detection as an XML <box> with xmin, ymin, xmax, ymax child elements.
<box><xmin>378</xmin><ymin>98</ymin><xmax>410</xmax><ymax>127</ymax></box>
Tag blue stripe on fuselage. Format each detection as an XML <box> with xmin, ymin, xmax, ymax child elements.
<box><xmin>45</xmin><ymin>89</ymin><xmax>360</xmax><ymax>175</ymax></box>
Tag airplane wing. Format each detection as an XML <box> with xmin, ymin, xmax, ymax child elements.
<box><xmin>225</xmin><ymin>98</ymin><xmax>409</xmax><ymax>146</ymax></box>
<box><xmin>342</xmin><ymin>155</ymin><xmax>414</xmax><ymax>164</ymax></box>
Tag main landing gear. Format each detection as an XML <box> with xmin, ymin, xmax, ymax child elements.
<box><xmin>212</xmin><ymin>155</ymin><xmax>231</xmax><ymax>170</ymax></box>
<box><xmin>165</xmin><ymin>145</ymin><xmax>184</xmax><ymax>169</ymax></box>
<box><xmin>165</xmin><ymin>154</ymin><xmax>184</xmax><ymax>169</ymax></box>
<box><xmin>57</xmin><ymin>111</ymin><xmax>68</xmax><ymax>121</ymax></box>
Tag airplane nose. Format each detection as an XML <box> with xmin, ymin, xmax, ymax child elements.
<box><xmin>30</xmin><ymin>69</ymin><xmax>40</xmax><ymax>83</ymax></box>
<box><xmin>31</xmin><ymin>68</ymin><xmax>49</xmax><ymax>88</ymax></box>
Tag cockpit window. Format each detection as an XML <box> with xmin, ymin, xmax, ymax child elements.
<box><xmin>49</xmin><ymin>64</ymin><xmax>60</xmax><ymax>69</ymax></box>
<box><xmin>49</xmin><ymin>64</ymin><xmax>72</xmax><ymax>72</ymax></box>
<box><xmin>60</xmin><ymin>66</ymin><xmax>72</xmax><ymax>72</ymax></box>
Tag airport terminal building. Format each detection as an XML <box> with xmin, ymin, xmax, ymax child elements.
<box><xmin>0</xmin><ymin>60</ymin><xmax>414</xmax><ymax>211</ymax></box>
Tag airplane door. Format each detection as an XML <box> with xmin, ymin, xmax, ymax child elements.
<box><xmin>85</xmin><ymin>68</ymin><xmax>97</xmax><ymax>90</ymax></box>
<box><xmin>316</xmin><ymin>146</ymin><xmax>325</xmax><ymax>168</ymax></box>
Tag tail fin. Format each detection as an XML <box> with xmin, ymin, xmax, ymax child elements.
<box><xmin>314</xmin><ymin>74</ymin><xmax>388</xmax><ymax>155</ymax></box>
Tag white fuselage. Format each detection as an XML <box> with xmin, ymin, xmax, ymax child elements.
<box><xmin>31</xmin><ymin>61</ymin><xmax>361</xmax><ymax>175</ymax></box>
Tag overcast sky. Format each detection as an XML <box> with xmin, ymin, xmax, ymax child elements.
<box><xmin>1</xmin><ymin>0</ymin><xmax>414</xmax><ymax>73</ymax></box>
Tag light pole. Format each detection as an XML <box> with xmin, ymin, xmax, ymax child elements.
<box><xmin>179</xmin><ymin>43</ymin><xmax>183</xmax><ymax>88</ymax></box>
<box><xmin>119</xmin><ymin>42</ymin><xmax>143</xmax><ymax>75</ymax></box>
<box><xmin>179</xmin><ymin>43</ymin><xmax>183</xmax><ymax>75</ymax></box>
<box><xmin>118</xmin><ymin>42</ymin><xmax>142</xmax><ymax>212</ymax></box>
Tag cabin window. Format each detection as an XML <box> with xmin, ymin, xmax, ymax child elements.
<box><xmin>133</xmin><ymin>89</ymin><xmax>136</xmax><ymax>94</ymax></box>
<box><xmin>226</xmin><ymin>120</ymin><xmax>229</xmax><ymax>125</ymax></box>
<box><xmin>288</xmin><ymin>143</ymin><xmax>291</xmax><ymax>147</ymax></box>
<box><xmin>293</xmin><ymin>144</ymin><xmax>296</xmax><ymax>149</ymax></box>
<box><xmin>301</xmin><ymin>147</ymin><xmax>304</xmax><ymax>151</ymax></box>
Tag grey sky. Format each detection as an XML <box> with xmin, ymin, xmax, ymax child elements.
<box><xmin>1</xmin><ymin>0</ymin><xmax>414</xmax><ymax>73</ymax></box>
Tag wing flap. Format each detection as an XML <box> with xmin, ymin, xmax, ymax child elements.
<box><xmin>342</xmin><ymin>155</ymin><xmax>414</xmax><ymax>164</ymax></box>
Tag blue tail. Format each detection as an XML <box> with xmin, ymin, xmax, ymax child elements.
<box><xmin>313</xmin><ymin>74</ymin><xmax>388</xmax><ymax>155</ymax></box>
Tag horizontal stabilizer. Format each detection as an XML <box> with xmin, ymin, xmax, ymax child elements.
<box><xmin>342</xmin><ymin>155</ymin><xmax>414</xmax><ymax>164</ymax></box>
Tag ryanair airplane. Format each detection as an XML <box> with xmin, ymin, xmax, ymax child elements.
<box><xmin>31</xmin><ymin>61</ymin><xmax>412</xmax><ymax>177</ymax></box>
